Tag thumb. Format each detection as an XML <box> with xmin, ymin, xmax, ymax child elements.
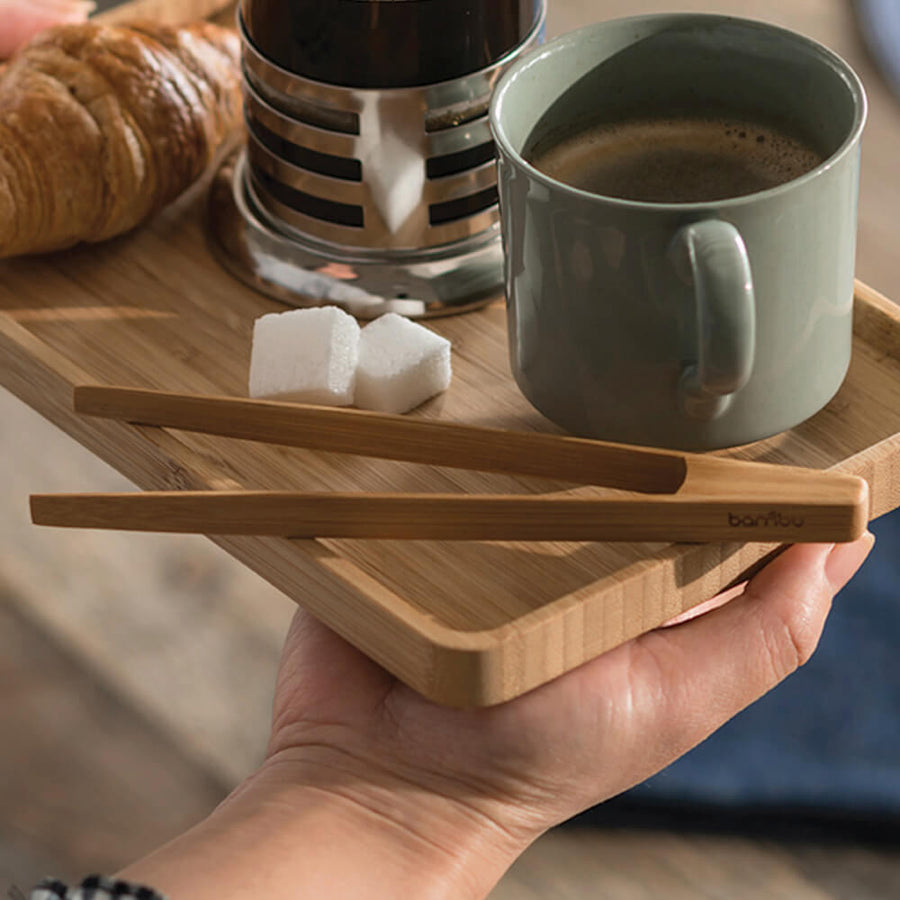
<box><xmin>268</xmin><ymin>606</ymin><xmax>395</xmax><ymax>756</ymax></box>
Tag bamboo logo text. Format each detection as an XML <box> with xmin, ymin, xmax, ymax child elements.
<box><xmin>728</xmin><ymin>511</ymin><xmax>805</xmax><ymax>529</ymax></box>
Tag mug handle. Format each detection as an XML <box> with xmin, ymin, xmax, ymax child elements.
<box><xmin>670</xmin><ymin>220</ymin><xmax>756</xmax><ymax>420</ymax></box>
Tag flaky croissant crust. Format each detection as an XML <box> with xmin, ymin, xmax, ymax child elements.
<box><xmin>0</xmin><ymin>20</ymin><xmax>242</xmax><ymax>258</ymax></box>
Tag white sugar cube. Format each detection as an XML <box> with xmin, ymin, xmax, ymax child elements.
<box><xmin>355</xmin><ymin>313</ymin><xmax>452</xmax><ymax>414</ymax></box>
<box><xmin>249</xmin><ymin>306</ymin><xmax>360</xmax><ymax>405</ymax></box>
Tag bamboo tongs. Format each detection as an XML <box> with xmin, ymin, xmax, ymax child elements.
<box><xmin>29</xmin><ymin>385</ymin><xmax>870</xmax><ymax>543</ymax></box>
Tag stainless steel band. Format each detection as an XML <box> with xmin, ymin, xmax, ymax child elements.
<box><xmin>210</xmin><ymin>1</ymin><xmax>546</xmax><ymax>316</ymax></box>
<box><xmin>240</xmin><ymin>7</ymin><xmax>546</xmax><ymax>252</ymax></box>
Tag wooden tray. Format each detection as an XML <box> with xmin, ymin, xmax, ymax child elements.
<box><xmin>2</xmin><ymin>158</ymin><xmax>900</xmax><ymax>706</ymax></box>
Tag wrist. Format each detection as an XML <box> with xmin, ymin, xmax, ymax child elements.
<box><xmin>118</xmin><ymin>747</ymin><xmax>531</xmax><ymax>900</ymax></box>
<box><xmin>240</xmin><ymin>745</ymin><xmax>532</xmax><ymax>897</ymax></box>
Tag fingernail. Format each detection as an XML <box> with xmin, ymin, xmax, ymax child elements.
<box><xmin>825</xmin><ymin>531</ymin><xmax>875</xmax><ymax>592</ymax></box>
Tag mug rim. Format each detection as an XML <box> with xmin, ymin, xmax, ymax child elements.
<box><xmin>489</xmin><ymin>12</ymin><xmax>868</xmax><ymax>211</ymax></box>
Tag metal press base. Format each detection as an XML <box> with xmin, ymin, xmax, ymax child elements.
<box><xmin>206</xmin><ymin>151</ymin><xmax>504</xmax><ymax>319</ymax></box>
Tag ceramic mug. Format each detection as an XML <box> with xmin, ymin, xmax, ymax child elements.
<box><xmin>489</xmin><ymin>14</ymin><xmax>867</xmax><ymax>449</ymax></box>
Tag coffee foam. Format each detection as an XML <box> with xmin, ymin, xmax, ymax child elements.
<box><xmin>530</xmin><ymin>117</ymin><xmax>825</xmax><ymax>203</ymax></box>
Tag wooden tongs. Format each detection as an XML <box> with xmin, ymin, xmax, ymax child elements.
<box><xmin>29</xmin><ymin>385</ymin><xmax>870</xmax><ymax>543</ymax></box>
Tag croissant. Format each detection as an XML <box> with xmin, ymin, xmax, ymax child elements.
<box><xmin>0</xmin><ymin>20</ymin><xmax>242</xmax><ymax>259</ymax></box>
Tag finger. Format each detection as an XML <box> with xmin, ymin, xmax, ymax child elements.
<box><xmin>568</xmin><ymin>531</ymin><xmax>875</xmax><ymax>797</ymax></box>
<box><xmin>0</xmin><ymin>0</ymin><xmax>93</xmax><ymax>58</ymax></box>
<box><xmin>661</xmin><ymin>580</ymin><xmax>747</xmax><ymax>626</ymax></box>
<box><xmin>279</xmin><ymin>604</ymin><xmax>393</xmax><ymax>702</ymax></box>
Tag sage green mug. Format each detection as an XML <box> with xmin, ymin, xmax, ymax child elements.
<box><xmin>489</xmin><ymin>14</ymin><xmax>867</xmax><ymax>449</ymax></box>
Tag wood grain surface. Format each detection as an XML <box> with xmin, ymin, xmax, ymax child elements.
<box><xmin>28</xmin><ymin>385</ymin><xmax>870</xmax><ymax>543</ymax></box>
<box><xmin>70</xmin><ymin>385</ymin><xmax>688</xmax><ymax>493</ymax></box>
<box><xmin>26</xmin><ymin>481</ymin><xmax>869</xmax><ymax>544</ymax></box>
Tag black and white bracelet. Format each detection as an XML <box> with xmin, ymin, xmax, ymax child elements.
<box><xmin>29</xmin><ymin>876</ymin><xmax>166</xmax><ymax>900</ymax></box>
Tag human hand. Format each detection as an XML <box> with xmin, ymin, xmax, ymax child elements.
<box><xmin>119</xmin><ymin>534</ymin><xmax>873</xmax><ymax>900</ymax></box>
<box><xmin>255</xmin><ymin>534</ymin><xmax>874</xmax><ymax>889</ymax></box>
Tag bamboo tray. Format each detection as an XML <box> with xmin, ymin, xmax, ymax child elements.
<box><xmin>2</xmin><ymin>158</ymin><xmax>900</xmax><ymax>705</ymax></box>
<box><xmin>6</xmin><ymin>0</ymin><xmax>900</xmax><ymax>702</ymax></box>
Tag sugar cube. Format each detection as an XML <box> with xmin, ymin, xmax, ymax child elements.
<box><xmin>355</xmin><ymin>313</ymin><xmax>452</xmax><ymax>414</ymax></box>
<box><xmin>249</xmin><ymin>306</ymin><xmax>360</xmax><ymax>405</ymax></box>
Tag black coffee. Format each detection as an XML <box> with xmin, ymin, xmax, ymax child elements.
<box><xmin>527</xmin><ymin>116</ymin><xmax>826</xmax><ymax>203</ymax></box>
